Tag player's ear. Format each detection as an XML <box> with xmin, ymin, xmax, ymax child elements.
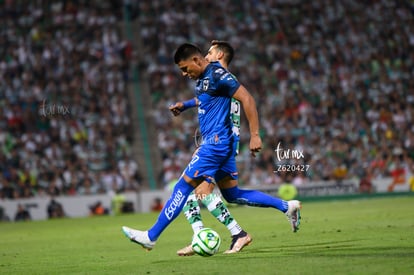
<box><xmin>193</xmin><ymin>56</ymin><xmax>202</xmax><ymax>66</ymax></box>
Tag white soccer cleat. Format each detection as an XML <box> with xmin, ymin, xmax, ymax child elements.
<box><xmin>122</xmin><ymin>226</ymin><xmax>156</xmax><ymax>251</ymax></box>
<box><xmin>286</xmin><ymin>200</ymin><xmax>302</xmax><ymax>233</ymax></box>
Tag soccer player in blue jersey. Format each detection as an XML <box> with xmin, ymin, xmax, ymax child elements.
<box><xmin>122</xmin><ymin>43</ymin><xmax>301</xmax><ymax>252</ymax></box>
<box><xmin>174</xmin><ymin>41</ymin><xmax>251</xmax><ymax>255</ymax></box>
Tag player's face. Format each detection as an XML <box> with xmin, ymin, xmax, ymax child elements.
<box><xmin>177</xmin><ymin>57</ymin><xmax>203</xmax><ymax>80</ymax></box>
<box><xmin>205</xmin><ymin>45</ymin><xmax>220</xmax><ymax>62</ymax></box>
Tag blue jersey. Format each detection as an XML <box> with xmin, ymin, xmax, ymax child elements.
<box><xmin>195</xmin><ymin>62</ymin><xmax>240</xmax><ymax>145</ymax></box>
<box><xmin>184</xmin><ymin>62</ymin><xmax>240</xmax><ymax>181</ymax></box>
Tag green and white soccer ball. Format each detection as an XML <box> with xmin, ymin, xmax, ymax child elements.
<box><xmin>191</xmin><ymin>228</ymin><xmax>221</xmax><ymax>256</ymax></box>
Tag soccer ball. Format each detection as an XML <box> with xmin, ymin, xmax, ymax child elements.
<box><xmin>191</xmin><ymin>228</ymin><xmax>221</xmax><ymax>256</ymax></box>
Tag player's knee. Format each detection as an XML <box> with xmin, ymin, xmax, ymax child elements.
<box><xmin>195</xmin><ymin>182</ymin><xmax>214</xmax><ymax>197</ymax></box>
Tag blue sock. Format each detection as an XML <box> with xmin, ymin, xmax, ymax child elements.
<box><xmin>220</xmin><ymin>186</ymin><xmax>288</xmax><ymax>212</ymax></box>
<box><xmin>148</xmin><ymin>177</ymin><xmax>194</xmax><ymax>241</ymax></box>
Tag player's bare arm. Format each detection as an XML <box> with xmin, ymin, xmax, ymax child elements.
<box><xmin>232</xmin><ymin>85</ymin><xmax>262</xmax><ymax>157</ymax></box>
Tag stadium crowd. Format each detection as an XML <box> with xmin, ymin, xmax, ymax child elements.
<box><xmin>0</xmin><ymin>1</ymin><xmax>141</xmax><ymax>200</ymax></box>
<box><xmin>1</xmin><ymin>0</ymin><xmax>413</xmax><ymax>201</ymax></box>
<box><xmin>137</xmin><ymin>0</ymin><xmax>414</xmax><ymax>188</ymax></box>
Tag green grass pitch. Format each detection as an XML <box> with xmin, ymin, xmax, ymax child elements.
<box><xmin>1</xmin><ymin>196</ymin><xmax>413</xmax><ymax>275</ymax></box>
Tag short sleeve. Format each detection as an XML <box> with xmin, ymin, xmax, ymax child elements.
<box><xmin>212</xmin><ymin>67</ymin><xmax>240</xmax><ymax>97</ymax></box>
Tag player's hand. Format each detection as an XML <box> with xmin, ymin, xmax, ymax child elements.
<box><xmin>169</xmin><ymin>102</ymin><xmax>184</xmax><ymax>116</ymax></box>
<box><xmin>250</xmin><ymin>135</ymin><xmax>262</xmax><ymax>157</ymax></box>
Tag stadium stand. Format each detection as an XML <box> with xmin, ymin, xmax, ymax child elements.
<box><xmin>1</xmin><ymin>0</ymin><xmax>413</xmax><ymax>204</ymax></box>
<box><xmin>0</xmin><ymin>1</ymin><xmax>142</xmax><ymax>199</ymax></box>
<box><xmin>133</xmin><ymin>0</ymin><xmax>414</xmax><ymax>189</ymax></box>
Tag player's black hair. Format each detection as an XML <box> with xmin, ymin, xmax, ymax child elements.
<box><xmin>174</xmin><ymin>43</ymin><xmax>203</xmax><ymax>64</ymax></box>
<box><xmin>211</xmin><ymin>40</ymin><xmax>234</xmax><ymax>65</ymax></box>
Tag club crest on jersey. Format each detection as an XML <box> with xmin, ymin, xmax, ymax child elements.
<box><xmin>202</xmin><ymin>79</ymin><xmax>209</xmax><ymax>91</ymax></box>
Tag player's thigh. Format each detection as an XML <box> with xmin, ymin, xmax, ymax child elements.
<box><xmin>184</xmin><ymin>144</ymin><xmax>229</xmax><ymax>183</ymax></box>
<box><xmin>214</xmin><ymin>153</ymin><xmax>238</xmax><ymax>189</ymax></box>
<box><xmin>216</xmin><ymin>175</ymin><xmax>238</xmax><ymax>189</ymax></box>
<box><xmin>183</xmin><ymin>174</ymin><xmax>204</xmax><ymax>188</ymax></box>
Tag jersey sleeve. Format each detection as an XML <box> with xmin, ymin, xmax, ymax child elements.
<box><xmin>212</xmin><ymin>67</ymin><xmax>240</xmax><ymax>97</ymax></box>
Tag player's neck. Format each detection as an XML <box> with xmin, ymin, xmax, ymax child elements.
<box><xmin>219</xmin><ymin>61</ymin><xmax>228</xmax><ymax>69</ymax></box>
<box><xmin>200</xmin><ymin>61</ymin><xmax>211</xmax><ymax>74</ymax></box>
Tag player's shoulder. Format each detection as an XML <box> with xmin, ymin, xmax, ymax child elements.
<box><xmin>208</xmin><ymin>62</ymin><xmax>234</xmax><ymax>82</ymax></box>
<box><xmin>208</xmin><ymin>62</ymin><xmax>226</xmax><ymax>76</ymax></box>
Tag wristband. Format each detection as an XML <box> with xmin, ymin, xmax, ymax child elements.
<box><xmin>181</xmin><ymin>98</ymin><xmax>197</xmax><ymax>111</ymax></box>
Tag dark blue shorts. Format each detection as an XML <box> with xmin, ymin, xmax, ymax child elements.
<box><xmin>183</xmin><ymin>141</ymin><xmax>238</xmax><ymax>183</ymax></box>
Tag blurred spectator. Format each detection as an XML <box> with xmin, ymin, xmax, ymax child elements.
<box><xmin>14</xmin><ymin>203</ymin><xmax>31</xmax><ymax>222</ymax></box>
<box><xmin>89</xmin><ymin>200</ymin><xmax>108</xmax><ymax>216</ymax></box>
<box><xmin>359</xmin><ymin>176</ymin><xmax>374</xmax><ymax>194</ymax></box>
<box><xmin>0</xmin><ymin>205</ymin><xmax>10</xmax><ymax>221</ymax></box>
<box><xmin>151</xmin><ymin>197</ymin><xmax>164</xmax><ymax>212</ymax></box>
<box><xmin>121</xmin><ymin>201</ymin><xmax>134</xmax><ymax>213</ymax></box>
<box><xmin>111</xmin><ymin>190</ymin><xmax>126</xmax><ymax>215</ymax></box>
<box><xmin>47</xmin><ymin>197</ymin><xmax>65</xmax><ymax>219</ymax></box>
<box><xmin>0</xmin><ymin>177</ymin><xmax>15</xmax><ymax>199</ymax></box>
